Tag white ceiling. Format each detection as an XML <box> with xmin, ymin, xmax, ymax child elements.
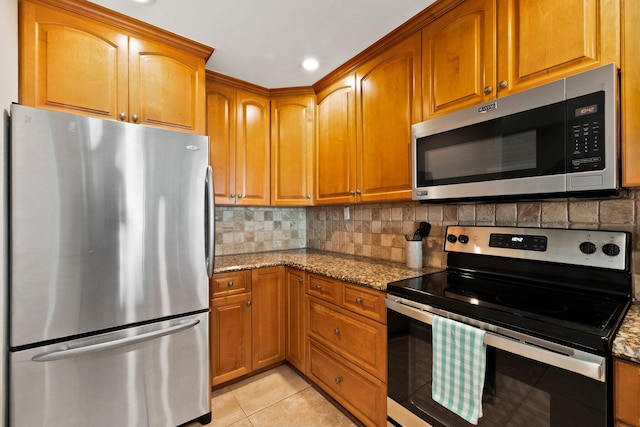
<box><xmin>88</xmin><ymin>0</ymin><xmax>435</xmax><ymax>88</ymax></box>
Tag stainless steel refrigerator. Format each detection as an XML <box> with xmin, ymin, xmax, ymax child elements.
<box><xmin>8</xmin><ymin>104</ymin><xmax>214</xmax><ymax>427</ymax></box>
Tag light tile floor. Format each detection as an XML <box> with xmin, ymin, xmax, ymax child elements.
<box><xmin>188</xmin><ymin>365</ymin><xmax>359</xmax><ymax>427</ymax></box>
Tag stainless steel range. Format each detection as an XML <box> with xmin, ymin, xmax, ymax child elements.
<box><xmin>386</xmin><ymin>225</ymin><xmax>632</xmax><ymax>427</ymax></box>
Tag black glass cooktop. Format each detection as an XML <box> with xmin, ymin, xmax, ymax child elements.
<box><xmin>387</xmin><ymin>270</ymin><xmax>630</xmax><ymax>354</ymax></box>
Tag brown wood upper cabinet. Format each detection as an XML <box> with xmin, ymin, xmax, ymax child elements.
<box><xmin>422</xmin><ymin>0</ymin><xmax>619</xmax><ymax>119</ymax></box>
<box><xmin>19</xmin><ymin>0</ymin><xmax>211</xmax><ymax>134</ymax></box>
<box><xmin>207</xmin><ymin>78</ymin><xmax>271</xmax><ymax>206</ymax></box>
<box><xmin>270</xmin><ymin>93</ymin><xmax>315</xmax><ymax>206</ymax></box>
<box><xmin>315</xmin><ymin>32</ymin><xmax>421</xmax><ymax>204</ymax></box>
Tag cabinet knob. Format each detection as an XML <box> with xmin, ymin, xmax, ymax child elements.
<box><xmin>230</xmin><ymin>194</ymin><xmax>235</xmax><ymax>198</ymax></box>
<box><xmin>119</xmin><ymin>112</ymin><xmax>126</xmax><ymax>121</ymax></box>
<box><xmin>335</xmin><ymin>377</ymin><xmax>342</xmax><ymax>384</ymax></box>
<box><xmin>227</xmin><ymin>281</ymin><xmax>234</xmax><ymax>288</ymax></box>
<box><xmin>356</xmin><ymin>189</ymin><xmax>361</xmax><ymax>195</ymax></box>
<box><xmin>349</xmin><ymin>190</ymin><xmax>355</xmax><ymax>196</ymax></box>
<box><xmin>132</xmin><ymin>114</ymin><xmax>139</xmax><ymax>123</ymax></box>
<box><xmin>334</xmin><ymin>328</ymin><xmax>340</xmax><ymax>335</ymax></box>
<box><xmin>483</xmin><ymin>85</ymin><xmax>493</xmax><ymax>95</ymax></box>
<box><xmin>315</xmin><ymin>284</ymin><xmax>322</xmax><ymax>291</ymax></box>
<box><xmin>237</xmin><ymin>194</ymin><xmax>243</xmax><ymax>199</ymax></box>
<box><xmin>246</xmin><ymin>301</ymin><xmax>252</xmax><ymax>307</ymax></box>
<box><xmin>355</xmin><ymin>296</ymin><xmax>363</xmax><ymax>304</ymax></box>
<box><xmin>297</xmin><ymin>277</ymin><xmax>303</xmax><ymax>284</ymax></box>
<box><xmin>307</xmin><ymin>195</ymin><xmax>312</xmax><ymax>200</ymax></box>
<box><xmin>498</xmin><ymin>80</ymin><xmax>508</xmax><ymax>91</ymax></box>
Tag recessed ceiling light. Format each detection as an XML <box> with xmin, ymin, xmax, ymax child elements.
<box><xmin>301</xmin><ymin>58</ymin><xmax>319</xmax><ymax>71</ymax></box>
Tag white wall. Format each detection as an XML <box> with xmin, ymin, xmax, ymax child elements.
<box><xmin>1</xmin><ymin>0</ymin><xmax>19</xmax><ymax>424</ymax></box>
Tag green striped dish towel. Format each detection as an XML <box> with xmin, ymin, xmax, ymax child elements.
<box><xmin>432</xmin><ymin>315</ymin><xmax>487</xmax><ymax>425</ymax></box>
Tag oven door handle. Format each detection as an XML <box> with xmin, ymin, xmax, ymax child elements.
<box><xmin>385</xmin><ymin>296</ymin><xmax>606</xmax><ymax>382</ymax></box>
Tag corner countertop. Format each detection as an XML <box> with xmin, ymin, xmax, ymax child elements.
<box><xmin>613</xmin><ymin>303</ymin><xmax>640</xmax><ymax>363</ymax></box>
<box><xmin>213</xmin><ymin>249</ymin><xmax>442</xmax><ymax>291</ymax></box>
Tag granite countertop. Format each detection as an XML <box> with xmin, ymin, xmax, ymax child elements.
<box><xmin>214</xmin><ymin>248</ymin><xmax>441</xmax><ymax>291</ymax></box>
<box><xmin>613</xmin><ymin>303</ymin><xmax>640</xmax><ymax>363</ymax></box>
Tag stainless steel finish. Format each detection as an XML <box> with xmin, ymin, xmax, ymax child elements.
<box><xmin>388</xmin><ymin>398</ymin><xmax>433</xmax><ymax>427</ymax></box>
<box><xmin>411</xmin><ymin>63</ymin><xmax>619</xmax><ymax>201</ymax></box>
<box><xmin>483</xmin><ymin>85</ymin><xmax>493</xmax><ymax>94</ymax></box>
<box><xmin>205</xmin><ymin>165</ymin><xmax>215</xmax><ymax>278</ymax></box>
<box><xmin>445</xmin><ymin>225</ymin><xmax>629</xmax><ymax>270</ymax></box>
<box><xmin>32</xmin><ymin>319</ymin><xmax>200</xmax><ymax>362</ymax></box>
<box><xmin>119</xmin><ymin>112</ymin><xmax>126</xmax><ymax>120</ymax></box>
<box><xmin>132</xmin><ymin>114</ymin><xmax>139</xmax><ymax>122</ymax></box>
<box><xmin>497</xmin><ymin>80</ymin><xmax>508</xmax><ymax>90</ymax></box>
<box><xmin>385</xmin><ymin>296</ymin><xmax>606</xmax><ymax>382</ymax></box>
<box><xmin>10</xmin><ymin>312</ymin><xmax>209</xmax><ymax>427</ymax></box>
<box><xmin>10</xmin><ymin>105</ymin><xmax>210</xmax><ymax>348</ymax></box>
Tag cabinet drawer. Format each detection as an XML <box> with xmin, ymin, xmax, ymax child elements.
<box><xmin>342</xmin><ymin>284</ymin><xmax>386</xmax><ymax>322</ymax></box>
<box><xmin>307</xmin><ymin>297</ymin><xmax>386</xmax><ymax>381</ymax></box>
<box><xmin>307</xmin><ymin>339</ymin><xmax>386</xmax><ymax>427</ymax></box>
<box><xmin>211</xmin><ymin>270</ymin><xmax>251</xmax><ymax>297</ymax></box>
<box><xmin>306</xmin><ymin>274</ymin><xmax>341</xmax><ymax>305</ymax></box>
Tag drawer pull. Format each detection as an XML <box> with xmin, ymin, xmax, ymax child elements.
<box><xmin>298</xmin><ymin>277</ymin><xmax>303</xmax><ymax>284</ymax></box>
<box><xmin>335</xmin><ymin>377</ymin><xmax>342</xmax><ymax>384</ymax></box>
<box><xmin>227</xmin><ymin>281</ymin><xmax>234</xmax><ymax>288</ymax></box>
<box><xmin>315</xmin><ymin>284</ymin><xmax>322</xmax><ymax>291</ymax></box>
<box><xmin>355</xmin><ymin>296</ymin><xmax>363</xmax><ymax>304</ymax></box>
<box><xmin>334</xmin><ymin>328</ymin><xmax>340</xmax><ymax>335</ymax></box>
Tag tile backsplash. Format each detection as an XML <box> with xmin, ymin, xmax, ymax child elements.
<box><xmin>215</xmin><ymin>191</ymin><xmax>639</xmax><ymax>299</ymax></box>
<box><xmin>214</xmin><ymin>206</ymin><xmax>307</xmax><ymax>255</ymax></box>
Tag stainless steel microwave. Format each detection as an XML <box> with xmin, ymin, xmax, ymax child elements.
<box><xmin>412</xmin><ymin>63</ymin><xmax>619</xmax><ymax>202</ymax></box>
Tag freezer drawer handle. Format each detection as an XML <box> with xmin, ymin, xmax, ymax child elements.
<box><xmin>31</xmin><ymin>319</ymin><xmax>200</xmax><ymax>362</ymax></box>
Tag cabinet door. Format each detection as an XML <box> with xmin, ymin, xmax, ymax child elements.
<box><xmin>128</xmin><ymin>36</ymin><xmax>206</xmax><ymax>134</ymax></box>
<box><xmin>422</xmin><ymin>0</ymin><xmax>496</xmax><ymax>118</ymax></box>
<box><xmin>210</xmin><ymin>293</ymin><xmax>252</xmax><ymax>386</ymax></box>
<box><xmin>236</xmin><ymin>90</ymin><xmax>271</xmax><ymax>205</ymax></box>
<box><xmin>496</xmin><ymin>0</ymin><xmax>619</xmax><ymax>96</ymax></box>
<box><xmin>315</xmin><ymin>75</ymin><xmax>357</xmax><ymax>205</ymax></box>
<box><xmin>271</xmin><ymin>94</ymin><xmax>315</xmax><ymax>205</ymax></box>
<box><xmin>207</xmin><ymin>82</ymin><xmax>237</xmax><ymax>205</ymax></box>
<box><xmin>251</xmin><ymin>267</ymin><xmax>285</xmax><ymax>370</ymax></box>
<box><xmin>356</xmin><ymin>32</ymin><xmax>422</xmax><ymax>203</ymax></box>
<box><xmin>614</xmin><ymin>358</ymin><xmax>640</xmax><ymax>427</ymax></box>
<box><xmin>285</xmin><ymin>268</ymin><xmax>306</xmax><ymax>374</ymax></box>
<box><xmin>622</xmin><ymin>0</ymin><xmax>640</xmax><ymax>187</ymax></box>
<box><xmin>19</xmin><ymin>0</ymin><xmax>128</xmax><ymax>120</ymax></box>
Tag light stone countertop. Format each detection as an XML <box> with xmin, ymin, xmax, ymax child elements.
<box><xmin>213</xmin><ymin>249</ymin><xmax>442</xmax><ymax>291</ymax></box>
<box><xmin>613</xmin><ymin>303</ymin><xmax>640</xmax><ymax>363</ymax></box>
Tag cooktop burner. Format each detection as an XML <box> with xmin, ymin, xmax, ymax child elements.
<box><xmin>386</xmin><ymin>226</ymin><xmax>633</xmax><ymax>354</ymax></box>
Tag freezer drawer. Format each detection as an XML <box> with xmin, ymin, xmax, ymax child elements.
<box><xmin>9</xmin><ymin>312</ymin><xmax>210</xmax><ymax>427</ymax></box>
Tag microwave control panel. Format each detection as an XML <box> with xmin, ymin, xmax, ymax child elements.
<box><xmin>566</xmin><ymin>91</ymin><xmax>605</xmax><ymax>172</ymax></box>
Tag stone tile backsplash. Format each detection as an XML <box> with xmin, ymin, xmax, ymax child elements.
<box><xmin>214</xmin><ymin>206</ymin><xmax>307</xmax><ymax>255</ymax></box>
<box><xmin>214</xmin><ymin>191</ymin><xmax>639</xmax><ymax>299</ymax></box>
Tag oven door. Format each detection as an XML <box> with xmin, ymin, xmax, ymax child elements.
<box><xmin>386</xmin><ymin>297</ymin><xmax>611</xmax><ymax>427</ymax></box>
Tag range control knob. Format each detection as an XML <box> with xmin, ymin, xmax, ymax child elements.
<box><xmin>602</xmin><ymin>243</ymin><xmax>621</xmax><ymax>257</ymax></box>
<box><xmin>458</xmin><ymin>235</ymin><xmax>470</xmax><ymax>244</ymax></box>
<box><xmin>579</xmin><ymin>241</ymin><xmax>597</xmax><ymax>255</ymax></box>
<box><xmin>446</xmin><ymin>234</ymin><xmax>458</xmax><ymax>244</ymax></box>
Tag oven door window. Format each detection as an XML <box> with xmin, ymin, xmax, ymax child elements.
<box><xmin>387</xmin><ymin>308</ymin><xmax>607</xmax><ymax>427</ymax></box>
<box><xmin>415</xmin><ymin>102</ymin><xmax>565</xmax><ymax>187</ymax></box>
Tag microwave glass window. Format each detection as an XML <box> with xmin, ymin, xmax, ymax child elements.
<box><xmin>424</xmin><ymin>130</ymin><xmax>537</xmax><ymax>181</ymax></box>
<box><xmin>416</xmin><ymin>101</ymin><xmax>565</xmax><ymax>187</ymax></box>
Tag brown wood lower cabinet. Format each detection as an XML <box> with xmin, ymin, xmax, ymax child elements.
<box><xmin>210</xmin><ymin>267</ymin><xmax>285</xmax><ymax>386</ymax></box>
<box><xmin>615</xmin><ymin>357</ymin><xmax>640</xmax><ymax>427</ymax></box>
<box><xmin>285</xmin><ymin>268</ymin><xmax>307</xmax><ymax>374</ymax></box>
<box><xmin>305</xmin><ymin>273</ymin><xmax>387</xmax><ymax>427</ymax></box>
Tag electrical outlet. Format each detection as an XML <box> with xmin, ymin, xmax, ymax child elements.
<box><xmin>344</xmin><ymin>206</ymin><xmax>350</xmax><ymax>220</ymax></box>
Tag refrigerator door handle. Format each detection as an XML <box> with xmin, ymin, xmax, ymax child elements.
<box><xmin>205</xmin><ymin>165</ymin><xmax>215</xmax><ymax>278</ymax></box>
<box><xmin>31</xmin><ymin>319</ymin><xmax>200</xmax><ymax>362</ymax></box>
